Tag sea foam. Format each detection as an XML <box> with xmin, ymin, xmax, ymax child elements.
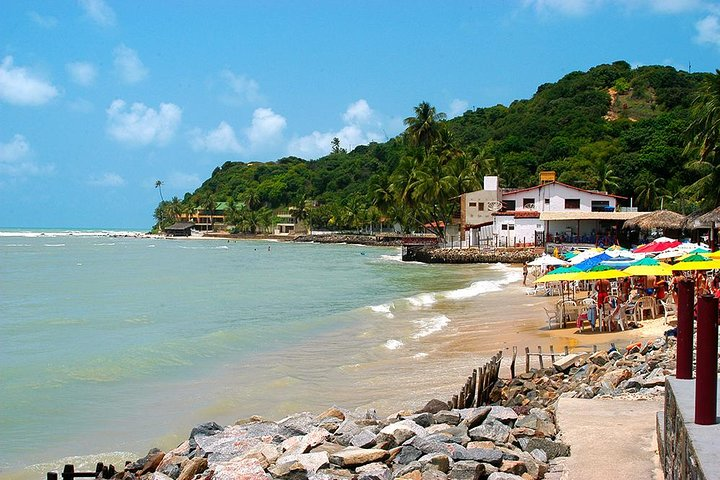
<box><xmin>384</xmin><ymin>339</ymin><xmax>404</xmax><ymax>350</ymax></box>
<box><xmin>412</xmin><ymin>315</ymin><xmax>451</xmax><ymax>339</ymax></box>
<box><xmin>370</xmin><ymin>303</ymin><xmax>395</xmax><ymax>318</ymax></box>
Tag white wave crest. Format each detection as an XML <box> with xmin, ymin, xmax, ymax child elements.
<box><xmin>370</xmin><ymin>303</ymin><xmax>395</xmax><ymax>318</ymax></box>
<box><xmin>412</xmin><ymin>315</ymin><xmax>450</xmax><ymax>339</ymax></box>
<box><xmin>442</xmin><ymin>280</ymin><xmax>502</xmax><ymax>300</ymax></box>
<box><xmin>407</xmin><ymin>293</ymin><xmax>437</xmax><ymax>307</ymax></box>
<box><xmin>414</xmin><ymin>352</ymin><xmax>429</xmax><ymax>359</ymax></box>
<box><xmin>384</xmin><ymin>339</ymin><xmax>404</xmax><ymax>350</ymax></box>
<box><xmin>44</xmin><ymin>243</ymin><xmax>65</xmax><ymax>247</ymax></box>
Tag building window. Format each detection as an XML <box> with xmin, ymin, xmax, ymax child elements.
<box><xmin>544</xmin><ymin>198</ymin><xmax>550</xmax><ymax>204</ymax></box>
<box><xmin>477</xmin><ymin>202</ymin><xmax>484</xmax><ymax>211</ymax></box>
<box><xmin>469</xmin><ymin>202</ymin><xmax>476</xmax><ymax>207</ymax></box>
<box><xmin>509</xmin><ymin>224</ymin><xmax>515</xmax><ymax>230</ymax></box>
<box><xmin>501</xmin><ymin>224</ymin><xmax>508</xmax><ymax>230</ymax></box>
<box><xmin>504</xmin><ymin>200</ymin><xmax>516</xmax><ymax>211</ymax></box>
<box><xmin>564</xmin><ymin>199</ymin><xmax>580</xmax><ymax>209</ymax></box>
<box><xmin>523</xmin><ymin>198</ymin><xmax>534</xmax><ymax>209</ymax></box>
<box><xmin>591</xmin><ymin>200</ymin><xmax>611</xmax><ymax>212</ymax></box>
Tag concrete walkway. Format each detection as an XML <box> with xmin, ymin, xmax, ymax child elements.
<box><xmin>555</xmin><ymin>397</ymin><xmax>664</xmax><ymax>480</ymax></box>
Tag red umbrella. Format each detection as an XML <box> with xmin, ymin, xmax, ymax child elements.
<box><xmin>633</xmin><ymin>240</ymin><xmax>681</xmax><ymax>254</ymax></box>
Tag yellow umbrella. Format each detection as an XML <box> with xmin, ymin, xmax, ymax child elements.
<box><xmin>534</xmin><ymin>266</ymin><xmax>583</xmax><ymax>283</ymax></box>
<box><xmin>575</xmin><ymin>265</ymin><xmax>630</xmax><ymax>281</ymax></box>
<box><xmin>671</xmin><ymin>253</ymin><xmax>720</xmax><ymax>271</ymax></box>
<box><xmin>707</xmin><ymin>251</ymin><xmax>720</xmax><ymax>259</ymax></box>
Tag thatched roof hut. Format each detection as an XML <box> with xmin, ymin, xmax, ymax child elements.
<box><xmin>683</xmin><ymin>210</ymin><xmax>707</xmax><ymax>230</ymax></box>
<box><xmin>694</xmin><ymin>206</ymin><xmax>720</xmax><ymax>227</ymax></box>
<box><xmin>622</xmin><ymin>210</ymin><xmax>687</xmax><ymax>231</ymax></box>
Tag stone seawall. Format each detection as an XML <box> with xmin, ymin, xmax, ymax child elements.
<box><xmin>294</xmin><ymin>234</ymin><xmax>404</xmax><ymax>247</ymax></box>
<box><xmin>404</xmin><ymin>247</ymin><xmax>539</xmax><ymax>264</ymax></box>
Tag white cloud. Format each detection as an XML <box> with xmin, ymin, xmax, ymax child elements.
<box><xmin>343</xmin><ymin>99</ymin><xmax>374</xmax><ymax>124</ymax></box>
<box><xmin>246</xmin><ymin>108</ymin><xmax>287</xmax><ymax>147</ymax></box>
<box><xmin>523</xmin><ymin>0</ymin><xmax>600</xmax><ymax>16</ymax></box>
<box><xmin>114</xmin><ymin>45</ymin><xmax>148</xmax><ymax>84</ymax></box>
<box><xmin>88</xmin><ymin>172</ymin><xmax>125</xmax><ymax>187</ymax></box>
<box><xmin>448</xmin><ymin>99</ymin><xmax>469</xmax><ymax>118</ymax></box>
<box><xmin>0</xmin><ymin>56</ymin><xmax>59</xmax><ymax>106</ymax></box>
<box><xmin>696</xmin><ymin>14</ymin><xmax>720</xmax><ymax>47</ymax></box>
<box><xmin>167</xmin><ymin>171</ymin><xmax>202</xmax><ymax>190</ymax></box>
<box><xmin>29</xmin><ymin>11</ymin><xmax>58</xmax><ymax>28</ymax></box>
<box><xmin>190</xmin><ymin>121</ymin><xmax>243</xmax><ymax>154</ymax></box>
<box><xmin>66</xmin><ymin>61</ymin><xmax>97</xmax><ymax>86</ymax></box>
<box><xmin>106</xmin><ymin>99</ymin><xmax>182</xmax><ymax>147</ymax></box>
<box><xmin>220</xmin><ymin>70</ymin><xmax>262</xmax><ymax>105</ymax></box>
<box><xmin>78</xmin><ymin>0</ymin><xmax>116</xmax><ymax>27</ymax></box>
<box><xmin>288</xmin><ymin>99</ymin><xmax>386</xmax><ymax>158</ymax></box>
<box><xmin>0</xmin><ymin>134</ymin><xmax>53</xmax><ymax>177</ymax></box>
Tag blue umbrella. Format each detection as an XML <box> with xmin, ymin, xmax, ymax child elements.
<box><xmin>575</xmin><ymin>252</ymin><xmax>611</xmax><ymax>271</ymax></box>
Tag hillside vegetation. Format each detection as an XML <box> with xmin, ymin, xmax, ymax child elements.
<box><xmin>155</xmin><ymin>61</ymin><xmax>716</xmax><ymax>234</ymax></box>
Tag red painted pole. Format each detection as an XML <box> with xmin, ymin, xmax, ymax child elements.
<box><xmin>695</xmin><ymin>295</ymin><xmax>718</xmax><ymax>425</ymax></box>
<box><xmin>676</xmin><ymin>279</ymin><xmax>695</xmax><ymax>380</ymax></box>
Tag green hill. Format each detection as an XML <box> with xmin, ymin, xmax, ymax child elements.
<box><xmin>155</xmin><ymin>61</ymin><xmax>712</xmax><ymax>234</ymax></box>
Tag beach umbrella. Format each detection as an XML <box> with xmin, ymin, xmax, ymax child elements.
<box><xmin>575</xmin><ymin>264</ymin><xmax>630</xmax><ymax>281</ymax></box>
<box><xmin>708</xmin><ymin>251</ymin><xmax>720</xmax><ymax>259</ymax></box>
<box><xmin>601</xmin><ymin>256</ymin><xmax>641</xmax><ymax>270</ymax></box>
<box><xmin>633</xmin><ymin>239</ymin><xmax>681</xmax><ymax>254</ymax></box>
<box><xmin>527</xmin><ymin>254</ymin><xmax>569</xmax><ymax>267</ymax></box>
<box><xmin>623</xmin><ymin>257</ymin><xmax>674</xmax><ymax>277</ymax></box>
<box><xmin>574</xmin><ymin>252</ymin><xmax>611</xmax><ymax>271</ymax></box>
<box><xmin>569</xmin><ymin>248</ymin><xmax>605</xmax><ymax>265</ymax></box>
<box><xmin>563</xmin><ymin>251</ymin><xmax>579</xmax><ymax>260</ymax></box>
<box><xmin>671</xmin><ymin>253</ymin><xmax>720</xmax><ymax>271</ymax></box>
<box><xmin>534</xmin><ymin>266</ymin><xmax>583</xmax><ymax>283</ymax></box>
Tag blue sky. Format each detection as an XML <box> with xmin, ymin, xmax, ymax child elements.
<box><xmin>2</xmin><ymin>0</ymin><xmax>720</xmax><ymax>230</ymax></box>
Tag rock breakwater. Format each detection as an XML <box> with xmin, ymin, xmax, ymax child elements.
<box><xmin>58</xmin><ymin>337</ymin><xmax>677</xmax><ymax>480</ymax></box>
<box><xmin>404</xmin><ymin>247</ymin><xmax>539</xmax><ymax>264</ymax></box>
<box><xmin>294</xmin><ymin>234</ymin><xmax>404</xmax><ymax>247</ymax></box>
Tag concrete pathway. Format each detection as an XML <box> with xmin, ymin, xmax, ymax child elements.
<box><xmin>554</xmin><ymin>397</ymin><xmax>664</xmax><ymax>480</ymax></box>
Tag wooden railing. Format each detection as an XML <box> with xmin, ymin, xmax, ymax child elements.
<box><xmin>449</xmin><ymin>351</ymin><xmax>502</xmax><ymax>409</ymax></box>
<box><xmin>48</xmin><ymin>463</ymin><xmax>117</xmax><ymax>480</ymax></box>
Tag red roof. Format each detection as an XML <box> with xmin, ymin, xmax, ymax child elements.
<box><xmin>504</xmin><ymin>181</ymin><xmax>627</xmax><ymax>200</ymax></box>
<box><xmin>492</xmin><ymin>210</ymin><xmax>541</xmax><ymax>218</ymax></box>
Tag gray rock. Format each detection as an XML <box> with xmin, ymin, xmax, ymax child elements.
<box><xmin>195</xmin><ymin>425</ymin><xmax>267</xmax><ymax>464</ymax></box>
<box><xmin>433</xmin><ymin>411</ymin><xmax>461</xmax><ymax>426</ymax></box>
<box><xmin>394</xmin><ymin>461</ymin><xmax>422</xmax><ymax>477</ymax></box>
<box><xmin>487</xmin><ymin>473</ymin><xmax>524</xmax><ymax>480</ymax></box>
<box><xmin>356</xmin><ymin>462</ymin><xmax>392</xmax><ymax>480</ymax></box>
<box><xmin>421</xmin><ymin>469</ymin><xmax>448</xmax><ymax>480</ymax></box>
<box><xmin>425</xmin><ymin>424</ymin><xmax>470</xmax><ymax>445</ymax></box>
<box><xmin>334</xmin><ymin>419</ymin><xmax>362</xmax><ymax>446</ymax></box>
<box><xmin>274</xmin><ymin>452</ymin><xmax>330</xmax><ymax>475</ymax></box>
<box><xmin>588</xmin><ymin>351</ymin><xmax>609</xmax><ymax>366</ymax></box>
<box><xmin>407</xmin><ymin>412</ymin><xmax>434</xmax><ymax>428</ymax></box>
<box><xmin>460</xmin><ymin>448</ymin><xmax>503</xmax><ymax>466</ymax></box>
<box><xmin>351</xmin><ymin>429</ymin><xmax>379</xmax><ymax>448</ymax></box>
<box><xmin>521</xmin><ymin>438</ymin><xmax>570</xmax><ymax>460</ymax></box>
<box><xmin>513</xmin><ymin>410</ymin><xmax>556</xmax><ymax>437</ymax></box>
<box><xmin>377</xmin><ymin>419</ymin><xmax>426</xmax><ymax>447</ymax></box>
<box><xmin>447</xmin><ymin>460</ymin><xmax>485</xmax><ymax>480</ymax></box>
<box><xmin>485</xmin><ymin>407</ymin><xmax>518</xmax><ymax>425</ymax></box>
<box><xmin>393</xmin><ymin>446</ymin><xmax>423</xmax><ymax>465</ymax></box>
<box><xmin>408</xmin><ymin>436</ymin><xmax>455</xmax><ymax>456</ymax></box>
<box><xmin>468</xmin><ymin>421</ymin><xmax>511</xmax><ymax>444</ymax></box>
<box><xmin>530</xmin><ymin>448</ymin><xmax>547</xmax><ymax>463</ymax></box>
<box><xmin>278</xmin><ymin>412</ymin><xmax>317</xmax><ymax>436</ymax></box>
<box><xmin>641</xmin><ymin>368</ymin><xmax>666</xmax><ymax>388</ymax></box>
<box><xmin>459</xmin><ymin>407</ymin><xmax>491</xmax><ymax>429</ymax></box>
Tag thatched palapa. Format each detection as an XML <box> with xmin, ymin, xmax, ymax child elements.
<box><xmin>622</xmin><ymin>209</ymin><xmax>687</xmax><ymax>231</ymax></box>
<box><xmin>694</xmin><ymin>206</ymin><xmax>720</xmax><ymax>228</ymax></box>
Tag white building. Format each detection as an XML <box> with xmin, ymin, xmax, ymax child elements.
<box><xmin>458</xmin><ymin>172</ymin><xmax>645</xmax><ymax>247</ymax></box>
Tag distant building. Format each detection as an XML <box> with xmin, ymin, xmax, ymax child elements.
<box><xmin>164</xmin><ymin>222</ymin><xmax>195</xmax><ymax>237</ymax></box>
<box><xmin>180</xmin><ymin>202</ymin><xmax>229</xmax><ymax>231</ymax></box>
<box><xmin>456</xmin><ymin>172</ymin><xmax>645</xmax><ymax>247</ymax></box>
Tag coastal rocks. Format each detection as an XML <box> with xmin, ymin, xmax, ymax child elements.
<box><xmin>402</xmin><ymin>247</ymin><xmax>537</xmax><ymax>264</ymax></box>
<box><xmin>329</xmin><ymin>447</ymin><xmax>388</xmax><ymax>467</ymax></box>
<box><xmin>293</xmin><ymin>234</ymin><xmax>403</xmax><ymax>247</ymax></box>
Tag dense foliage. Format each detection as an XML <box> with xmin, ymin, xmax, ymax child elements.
<box><xmin>154</xmin><ymin>61</ymin><xmax>719</xmax><ymax>235</ymax></box>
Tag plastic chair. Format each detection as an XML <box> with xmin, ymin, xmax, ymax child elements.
<box><xmin>659</xmin><ymin>299</ymin><xmax>676</xmax><ymax>324</ymax></box>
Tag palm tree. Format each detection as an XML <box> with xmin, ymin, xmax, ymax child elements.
<box><xmin>404</xmin><ymin>102</ymin><xmax>446</xmax><ymax>153</ymax></box>
<box><xmin>685</xmin><ymin>69</ymin><xmax>720</xmax><ymax>210</ymax></box>
<box><xmin>199</xmin><ymin>192</ymin><xmax>216</xmax><ymax>230</ymax></box>
<box><xmin>155</xmin><ymin>180</ymin><xmax>164</xmax><ymax>202</ymax></box>
<box><xmin>592</xmin><ymin>160</ymin><xmax>620</xmax><ymax>193</ymax></box>
<box><xmin>635</xmin><ymin>176</ymin><xmax>667</xmax><ymax>211</ymax></box>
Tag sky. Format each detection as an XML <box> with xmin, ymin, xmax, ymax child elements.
<box><xmin>2</xmin><ymin>0</ymin><xmax>720</xmax><ymax>230</ymax></box>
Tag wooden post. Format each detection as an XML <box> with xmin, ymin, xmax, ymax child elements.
<box><xmin>549</xmin><ymin>345</ymin><xmax>555</xmax><ymax>363</ymax></box>
<box><xmin>564</xmin><ymin>346</ymin><xmax>569</xmax><ymax>355</ymax></box>
<box><xmin>452</xmin><ymin>395</ymin><xmax>458</xmax><ymax>409</ymax></box>
<box><xmin>593</xmin><ymin>345</ymin><xmax>597</xmax><ymax>353</ymax></box>
<box><xmin>47</xmin><ymin>473</ymin><xmax>58</xmax><ymax>480</ymax></box>
<box><xmin>62</xmin><ymin>465</ymin><xmax>74</xmax><ymax>480</ymax></box>
<box><xmin>510</xmin><ymin>346</ymin><xmax>517</xmax><ymax>379</ymax></box>
<box><xmin>538</xmin><ymin>346</ymin><xmax>544</xmax><ymax>369</ymax></box>
<box><xmin>525</xmin><ymin>346</ymin><xmax>530</xmax><ymax>373</ymax></box>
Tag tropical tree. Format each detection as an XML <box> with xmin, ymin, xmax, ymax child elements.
<box><xmin>684</xmin><ymin>69</ymin><xmax>720</xmax><ymax>210</ymax></box>
<box><xmin>155</xmin><ymin>180</ymin><xmax>164</xmax><ymax>202</ymax></box>
<box><xmin>591</xmin><ymin>160</ymin><xmax>620</xmax><ymax>193</ymax></box>
<box><xmin>404</xmin><ymin>102</ymin><xmax>446</xmax><ymax>153</ymax></box>
<box><xmin>635</xmin><ymin>175</ymin><xmax>667</xmax><ymax>211</ymax></box>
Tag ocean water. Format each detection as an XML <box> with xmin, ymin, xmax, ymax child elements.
<box><xmin>0</xmin><ymin>231</ymin><xmax>520</xmax><ymax>475</ymax></box>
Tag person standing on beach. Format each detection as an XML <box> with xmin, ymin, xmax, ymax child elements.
<box><xmin>595</xmin><ymin>277</ymin><xmax>610</xmax><ymax>306</ymax></box>
<box><xmin>522</xmin><ymin>263</ymin><xmax>528</xmax><ymax>285</ymax></box>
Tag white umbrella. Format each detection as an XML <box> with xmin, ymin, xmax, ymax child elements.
<box><xmin>528</xmin><ymin>254</ymin><xmax>569</xmax><ymax>267</ymax></box>
<box><xmin>569</xmin><ymin>248</ymin><xmax>605</xmax><ymax>265</ymax></box>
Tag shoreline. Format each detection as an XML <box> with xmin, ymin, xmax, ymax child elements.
<box><xmin>5</xmin><ymin>253</ymin><xmax>672</xmax><ymax>479</ymax></box>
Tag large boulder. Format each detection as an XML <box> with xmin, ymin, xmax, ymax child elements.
<box><xmin>212</xmin><ymin>458</ymin><xmax>268</xmax><ymax>480</ymax></box>
<box><xmin>468</xmin><ymin>421</ymin><xmax>511</xmax><ymax>444</ymax></box>
<box><xmin>376</xmin><ymin>419</ymin><xmax>426</xmax><ymax>447</ymax></box>
<box><xmin>329</xmin><ymin>447</ymin><xmax>388</xmax><ymax>467</ymax></box>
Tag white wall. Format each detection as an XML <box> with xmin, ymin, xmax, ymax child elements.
<box><xmin>503</xmin><ymin>183</ymin><xmax>616</xmax><ymax>212</ymax></box>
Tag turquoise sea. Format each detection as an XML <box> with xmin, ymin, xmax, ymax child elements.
<box><xmin>0</xmin><ymin>230</ymin><xmax>521</xmax><ymax>476</ymax></box>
